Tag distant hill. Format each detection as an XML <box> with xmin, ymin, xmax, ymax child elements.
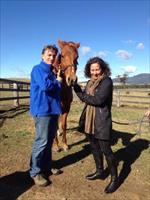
<box><xmin>1</xmin><ymin>78</ymin><xmax>31</xmax><ymax>83</ymax></box>
<box><xmin>113</xmin><ymin>73</ymin><xmax>150</xmax><ymax>85</ymax></box>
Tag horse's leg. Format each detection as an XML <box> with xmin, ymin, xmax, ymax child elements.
<box><xmin>52</xmin><ymin>135</ymin><xmax>61</xmax><ymax>152</ymax></box>
<box><xmin>61</xmin><ymin>113</ymin><xmax>69</xmax><ymax>151</ymax></box>
<box><xmin>52</xmin><ymin>117</ymin><xmax>61</xmax><ymax>152</ymax></box>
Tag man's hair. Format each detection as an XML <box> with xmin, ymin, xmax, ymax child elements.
<box><xmin>41</xmin><ymin>45</ymin><xmax>58</xmax><ymax>55</ymax></box>
<box><xmin>84</xmin><ymin>57</ymin><xmax>111</xmax><ymax>78</ymax></box>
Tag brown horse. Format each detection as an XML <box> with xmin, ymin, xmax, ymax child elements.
<box><xmin>53</xmin><ymin>39</ymin><xmax>80</xmax><ymax>151</ymax></box>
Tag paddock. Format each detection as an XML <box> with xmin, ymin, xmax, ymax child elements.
<box><xmin>0</xmin><ymin>101</ymin><xmax>150</xmax><ymax>200</ymax></box>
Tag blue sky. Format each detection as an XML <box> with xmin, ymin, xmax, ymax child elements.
<box><xmin>1</xmin><ymin>0</ymin><xmax>150</xmax><ymax>81</ymax></box>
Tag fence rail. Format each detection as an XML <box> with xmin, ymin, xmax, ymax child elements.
<box><xmin>113</xmin><ymin>89</ymin><xmax>150</xmax><ymax>107</ymax></box>
<box><xmin>0</xmin><ymin>78</ymin><xmax>30</xmax><ymax>106</ymax></box>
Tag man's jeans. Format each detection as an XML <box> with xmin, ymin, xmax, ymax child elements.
<box><xmin>30</xmin><ymin>115</ymin><xmax>58</xmax><ymax>177</ymax></box>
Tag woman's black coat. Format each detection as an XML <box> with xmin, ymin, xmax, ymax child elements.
<box><xmin>74</xmin><ymin>76</ymin><xmax>113</xmax><ymax>140</ymax></box>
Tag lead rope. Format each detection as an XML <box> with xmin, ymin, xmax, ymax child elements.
<box><xmin>112</xmin><ymin>115</ymin><xmax>150</xmax><ymax>135</ymax></box>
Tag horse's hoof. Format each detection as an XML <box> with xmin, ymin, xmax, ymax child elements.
<box><xmin>52</xmin><ymin>147</ymin><xmax>61</xmax><ymax>152</ymax></box>
<box><xmin>51</xmin><ymin>168</ymin><xmax>63</xmax><ymax>175</ymax></box>
<box><xmin>63</xmin><ymin>145</ymin><xmax>69</xmax><ymax>151</ymax></box>
<box><xmin>57</xmin><ymin>130</ymin><xmax>62</xmax><ymax>136</ymax></box>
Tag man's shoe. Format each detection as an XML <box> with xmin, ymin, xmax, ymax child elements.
<box><xmin>32</xmin><ymin>174</ymin><xmax>50</xmax><ymax>187</ymax></box>
<box><xmin>85</xmin><ymin>171</ymin><xmax>104</xmax><ymax>180</ymax></box>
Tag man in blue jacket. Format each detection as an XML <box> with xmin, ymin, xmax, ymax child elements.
<box><xmin>30</xmin><ymin>44</ymin><xmax>62</xmax><ymax>186</ymax></box>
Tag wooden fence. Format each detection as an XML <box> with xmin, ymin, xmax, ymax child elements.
<box><xmin>113</xmin><ymin>88</ymin><xmax>150</xmax><ymax>108</ymax></box>
<box><xmin>0</xmin><ymin>78</ymin><xmax>150</xmax><ymax>108</ymax></box>
<box><xmin>0</xmin><ymin>78</ymin><xmax>30</xmax><ymax>107</ymax></box>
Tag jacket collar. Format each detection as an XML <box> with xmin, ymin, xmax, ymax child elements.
<box><xmin>40</xmin><ymin>61</ymin><xmax>52</xmax><ymax>72</ymax></box>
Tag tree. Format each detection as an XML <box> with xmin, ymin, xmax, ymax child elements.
<box><xmin>117</xmin><ymin>73</ymin><xmax>128</xmax><ymax>85</ymax></box>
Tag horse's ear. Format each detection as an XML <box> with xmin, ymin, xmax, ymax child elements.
<box><xmin>58</xmin><ymin>39</ymin><xmax>65</xmax><ymax>48</ymax></box>
<box><xmin>76</xmin><ymin>43</ymin><xmax>80</xmax><ymax>48</ymax></box>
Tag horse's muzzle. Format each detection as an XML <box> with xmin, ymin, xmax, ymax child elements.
<box><xmin>66</xmin><ymin>75</ymin><xmax>77</xmax><ymax>86</ymax></box>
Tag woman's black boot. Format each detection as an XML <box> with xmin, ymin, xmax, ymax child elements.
<box><xmin>104</xmin><ymin>175</ymin><xmax>118</xmax><ymax>193</ymax></box>
<box><xmin>86</xmin><ymin>150</ymin><xmax>104</xmax><ymax>180</ymax></box>
<box><xmin>104</xmin><ymin>155</ymin><xmax>118</xmax><ymax>193</ymax></box>
<box><xmin>86</xmin><ymin>135</ymin><xmax>104</xmax><ymax>180</ymax></box>
<box><xmin>85</xmin><ymin>170</ymin><xmax>105</xmax><ymax>180</ymax></box>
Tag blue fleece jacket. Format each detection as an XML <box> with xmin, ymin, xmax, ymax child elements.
<box><xmin>30</xmin><ymin>61</ymin><xmax>62</xmax><ymax>116</ymax></box>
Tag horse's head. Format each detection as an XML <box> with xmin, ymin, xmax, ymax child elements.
<box><xmin>58</xmin><ymin>39</ymin><xmax>80</xmax><ymax>86</ymax></box>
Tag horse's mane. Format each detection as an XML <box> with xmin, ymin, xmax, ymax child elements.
<box><xmin>67</xmin><ymin>42</ymin><xmax>79</xmax><ymax>54</ymax></box>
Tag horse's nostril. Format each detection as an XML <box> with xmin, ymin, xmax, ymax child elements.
<box><xmin>71</xmin><ymin>80</ymin><xmax>74</xmax><ymax>85</ymax></box>
<box><xmin>66</xmin><ymin>76</ymin><xmax>77</xmax><ymax>86</ymax></box>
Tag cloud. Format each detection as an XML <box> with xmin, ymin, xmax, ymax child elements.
<box><xmin>115</xmin><ymin>49</ymin><xmax>133</xmax><ymax>60</ymax></box>
<box><xmin>136</xmin><ymin>42</ymin><xmax>144</xmax><ymax>49</ymax></box>
<box><xmin>97</xmin><ymin>51</ymin><xmax>107</xmax><ymax>58</ymax></box>
<box><xmin>122</xmin><ymin>39</ymin><xmax>136</xmax><ymax>44</ymax></box>
<box><xmin>80</xmin><ymin>46</ymin><xmax>91</xmax><ymax>55</ymax></box>
<box><xmin>121</xmin><ymin>65</ymin><xmax>137</xmax><ymax>73</ymax></box>
<box><xmin>92</xmin><ymin>50</ymin><xmax>111</xmax><ymax>58</ymax></box>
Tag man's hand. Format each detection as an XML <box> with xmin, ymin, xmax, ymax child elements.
<box><xmin>145</xmin><ymin>110</ymin><xmax>150</xmax><ymax>119</ymax></box>
<box><xmin>56</xmin><ymin>69</ymin><xmax>62</xmax><ymax>83</ymax></box>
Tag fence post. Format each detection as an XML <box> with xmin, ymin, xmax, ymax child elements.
<box><xmin>117</xmin><ymin>90</ymin><xmax>120</xmax><ymax>107</ymax></box>
<box><xmin>13</xmin><ymin>83</ymin><xmax>19</xmax><ymax>107</ymax></box>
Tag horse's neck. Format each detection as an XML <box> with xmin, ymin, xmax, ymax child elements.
<box><xmin>61</xmin><ymin>83</ymin><xmax>73</xmax><ymax>103</ymax></box>
<box><xmin>61</xmin><ymin>83</ymin><xmax>72</xmax><ymax>93</ymax></box>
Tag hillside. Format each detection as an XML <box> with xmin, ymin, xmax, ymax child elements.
<box><xmin>113</xmin><ymin>73</ymin><xmax>150</xmax><ymax>85</ymax></box>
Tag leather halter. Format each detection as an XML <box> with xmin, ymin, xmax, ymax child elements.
<box><xmin>60</xmin><ymin>64</ymin><xmax>76</xmax><ymax>74</ymax></box>
<box><xmin>53</xmin><ymin>53</ymin><xmax>77</xmax><ymax>75</ymax></box>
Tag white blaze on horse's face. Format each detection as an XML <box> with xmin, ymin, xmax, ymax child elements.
<box><xmin>58</xmin><ymin>40</ymin><xmax>80</xmax><ymax>86</ymax></box>
<box><xmin>65</xmin><ymin>66</ymin><xmax>77</xmax><ymax>86</ymax></box>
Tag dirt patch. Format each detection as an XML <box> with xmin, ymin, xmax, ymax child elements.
<box><xmin>0</xmin><ymin>103</ymin><xmax>150</xmax><ymax>200</ymax></box>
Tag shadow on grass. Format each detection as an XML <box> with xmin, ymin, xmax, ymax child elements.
<box><xmin>111</xmin><ymin>129</ymin><xmax>149</xmax><ymax>190</ymax></box>
<box><xmin>53</xmin><ymin>143</ymin><xmax>91</xmax><ymax>169</ymax></box>
<box><xmin>0</xmin><ymin>170</ymin><xmax>33</xmax><ymax>200</ymax></box>
<box><xmin>111</xmin><ymin>129</ymin><xmax>136</xmax><ymax>146</ymax></box>
<box><xmin>116</xmin><ymin>138</ymin><xmax>149</xmax><ymax>187</ymax></box>
<box><xmin>0</xmin><ymin>105</ymin><xmax>29</xmax><ymax>118</ymax></box>
<box><xmin>69</xmin><ymin>136</ymin><xmax>88</xmax><ymax>148</ymax></box>
<box><xmin>0</xmin><ymin>105</ymin><xmax>29</xmax><ymax>127</ymax></box>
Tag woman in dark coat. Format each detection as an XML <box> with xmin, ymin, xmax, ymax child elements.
<box><xmin>74</xmin><ymin>57</ymin><xmax>118</xmax><ymax>193</ymax></box>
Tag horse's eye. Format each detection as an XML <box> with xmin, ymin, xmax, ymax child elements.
<box><xmin>60</xmin><ymin>70</ymin><xmax>64</xmax><ymax>75</ymax></box>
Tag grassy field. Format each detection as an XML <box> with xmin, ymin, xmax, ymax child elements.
<box><xmin>0</xmin><ymin>102</ymin><xmax>150</xmax><ymax>200</ymax></box>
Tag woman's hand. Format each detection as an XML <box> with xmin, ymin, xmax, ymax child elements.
<box><xmin>73</xmin><ymin>83</ymin><xmax>82</xmax><ymax>93</ymax></box>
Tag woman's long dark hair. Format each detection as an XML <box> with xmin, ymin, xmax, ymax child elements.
<box><xmin>84</xmin><ymin>57</ymin><xmax>111</xmax><ymax>78</ymax></box>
